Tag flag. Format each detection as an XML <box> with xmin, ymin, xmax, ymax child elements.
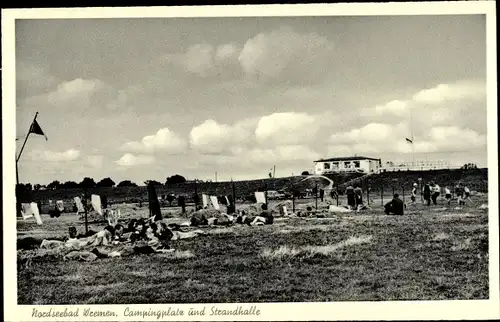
<box><xmin>405</xmin><ymin>138</ymin><xmax>413</xmax><ymax>144</ymax></box>
<box><xmin>29</xmin><ymin>119</ymin><xmax>48</xmax><ymax>141</ymax></box>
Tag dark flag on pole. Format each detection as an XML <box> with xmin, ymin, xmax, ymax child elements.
<box><xmin>29</xmin><ymin>119</ymin><xmax>48</xmax><ymax>141</ymax></box>
<box><xmin>405</xmin><ymin>138</ymin><xmax>413</xmax><ymax>144</ymax></box>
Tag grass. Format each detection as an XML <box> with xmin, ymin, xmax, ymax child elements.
<box><xmin>16</xmin><ymin>196</ymin><xmax>489</xmax><ymax>304</ymax></box>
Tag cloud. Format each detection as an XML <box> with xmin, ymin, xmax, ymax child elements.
<box><xmin>115</xmin><ymin>153</ymin><xmax>155</xmax><ymax>167</ymax></box>
<box><xmin>47</xmin><ymin>78</ymin><xmax>105</xmax><ymax>103</ymax></box>
<box><xmin>30</xmin><ymin>148</ymin><xmax>81</xmax><ymax>162</ymax></box>
<box><xmin>16</xmin><ymin>62</ymin><xmax>60</xmax><ymax>97</ymax></box>
<box><xmin>413</xmin><ymin>80</ymin><xmax>486</xmax><ymax>104</ymax></box>
<box><xmin>327</xmin><ymin>122</ymin><xmax>486</xmax><ymax>156</ymax></box>
<box><xmin>86</xmin><ymin>155</ymin><xmax>104</xmax><ymax>169</ymax></box>
<box><xmin>189</xmin><ymin>119</ymin><xmax>252</xmax><ymax>154</ymax></box>
<box><xmin>255</xmin><ymin>112</ymin><xmax>319</xmax><ymax>145</ymax></box>
<box><xmin>121</xmin><ymin>128</ymin><xmax>187</xmax><ymax>154</ymax></box>
<box><xmin>248</xmin><ymin>145</ymin><xmax>320</xmax><ymax>164</ymax></box>
<box><xmin>164</xmin><ymin>43</ymin><xmax>241</xmax><ymax>78</ymax></box>
<box><xmin>238</xmin><ymin>26</ymin><xmax>334</xmax><ymax>83</ymax></box>
<box><xmin>184</xmin><ymin>44</ymin><xmax>215</xmax><ymax>77</ymax></box>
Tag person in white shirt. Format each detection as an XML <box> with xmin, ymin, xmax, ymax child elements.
<box><xmin>411</xmin><ymin>183</ymin><xmax>418</xmax><ymax>203</ymax></box>
<box><xmin>444</xmin><ymin>186</ymin><xmax>452</xmax><ymax>205</ymax></box>
<box><xmin>430</xmin><ymin>182</ymin><xmax>440</xmax><ymax>205</ymax></box>
<box><xmin>464</xmin><ymin>186</ymin><xmax>471</xmax><ymax>201</ymax></box>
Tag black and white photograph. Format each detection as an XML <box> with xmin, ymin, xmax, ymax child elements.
<box><xmin>2</xmin><ymin>2</ymin><xmax>499</xmax><ymax>321</ymax></box>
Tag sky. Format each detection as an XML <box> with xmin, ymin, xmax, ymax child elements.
<box><xmin>15</xmin><ymin>14</ymin><xmax>488</xmax><ymax>185</ymax></box>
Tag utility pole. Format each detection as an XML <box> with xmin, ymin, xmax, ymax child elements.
<box><xmin>273</xmin><ymin>165</ymin><xmax>276</xmax><ymax>178</ymax></box>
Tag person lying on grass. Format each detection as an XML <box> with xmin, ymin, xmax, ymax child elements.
<box><xmin>235</xmin><ymin>204</ymin><xmax>274</xmax><ymax>226</ymax></box>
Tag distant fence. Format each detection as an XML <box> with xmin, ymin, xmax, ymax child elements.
<box><xmin>23</xmin><ymin>168</ymin><xmax>488</xmax><ymax>214</ymax></box>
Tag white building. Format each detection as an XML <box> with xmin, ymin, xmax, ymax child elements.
<box><xmin>314</xmin><ymin>156</ymin><xmax>382</xmax><ymax>175</ymax></box>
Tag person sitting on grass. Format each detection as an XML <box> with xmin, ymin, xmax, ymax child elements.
<box><xmin>384</xmin><ymin>194</ymin><xmax>404</xmax><ymax>216</ymax></box>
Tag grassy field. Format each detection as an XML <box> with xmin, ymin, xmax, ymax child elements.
<box><xmin>17</xmin><ymin>195</ymin><xmax>489</xmax><ymax>304</ymax></box>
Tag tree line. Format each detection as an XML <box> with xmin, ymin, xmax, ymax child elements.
<box><xmin>19</xmin><ymin>174</ymin><xmax>188</xmax><ymax>191</ymax></box>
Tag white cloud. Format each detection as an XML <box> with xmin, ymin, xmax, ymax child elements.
<box><xmin>189</xmin><ymin>119</ymin><xmax>251</xmax><ymax>154</ymax></box>
<box><xmin>184</xmin><ymin>44</ymin><xmax>215</xmax><ymax>77</ymax></box>
<box><xmin>30</xmin><ymin>148</ymin><xmax>81</xmax><ymax>162</ymax></box>
<box><xmin>216</xmin><ymin>44</ymin><xmax>238</xmax><ymax>61</ymax></box>
<box><xmin>238</xmin><ymin>26</ymin><xmax>334</xmax><ymax>83</ymax></box>
<box><xmin>373</xmin><ymin>100</ymin><xmax>409</xmax><ymax>116</ymax></box>
<box><xmin>413</xmin><ymin>80</ymin><xmax>486</xmax><ymax>104</ymax></box>
<box><xmin>255</xmin><ymin>112</ymin><xmax>318</xmax><ymax>145</ymax></box>
<box><xmin>248</xmin><ymin>145</ymin><xmax>320</xmax><ymax>164</ymax></box>
<box><xmin>86</xmin><ymin>155</ymin><xmax>104</xmax><ymax>169</ymax></box>
<box><xmin>121</xmin><ymin>128</ymin><xmax>187</xmax><ymax>154</ymax></box>
<box><xmin>328</xmin><ymin>123</ymin><xmax>486</xmax><ymax>156</ymax></box>
<box><xmin>115</xmin><ymin>153</ymin><xmax>155</xmax><ymax>167</ymax></box>
<box><xmin>47</xmin><ymin>78</ymin><xmax>104</xmax><ymax>103</ymax></box>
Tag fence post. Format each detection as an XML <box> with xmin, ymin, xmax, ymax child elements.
<box><xmin>232</xmin><ymin>181</ymin><xmax>236</xmax><ymax>214</ymax></box>
<box><xmin>402</xmin><ymin>183</ymin><xmax>405</xmax><ymax>203</ymax></box>
<box><xmin>292</xmin><ymin>192</ymin><xmax>295</xmax><ymax>213</ymax></box>
<box><xmin>315</xmin><ymin>183</ymin><xmax>318</xmax><ymax>211</ymax></box>
<box><xmin>194</xmin><ymin>180</ymin><xmax>199</xmax><ymax>209</ymax></box>
<box><xmin>336</xmin><ymin>186</ymin><xmax>339</xmax><ymax>206</ymax></box>
<box><xmin>381</xmin><ymin>185</ymin><xmax>384</xmax><ymax>207</ymax></box>
<box><xmin>367</xmin><ymin>185</ymin><xmax>370</xmax><ymax>206</ymax></box>
<box><xmin>264</xmin><ymin>182</ymin><xmax>268</xmax><ymax>205</ymax></box>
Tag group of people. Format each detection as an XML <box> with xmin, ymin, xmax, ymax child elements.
<box><xmin>40</xmin><ymin>216</ymin><xmax>209</xmax><ymax>261</ymax></box>
<box><xmin>412</xmin><ymin>181</ymin><xmax>471</xmax><ymax>206</ymax></box>
<box><xmin>190</xmin><ymin>203</ymin><xmax>274</xmax><ymax>227</ymax></box>
<box><xmin>345</xmin><ymin>185</ymin><xmax>365</xmax><ymax>210</ymax></box>
<box><xmin>385</xmin><ymin>181</ymin><xmax>472</xmax><ymax>216</ymax></box>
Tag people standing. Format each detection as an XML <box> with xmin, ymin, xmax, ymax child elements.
<box><xmin>464</xmin><ymin>185</ymin><xmax>471</xmax><ymax>202</ymax></box>
<box><xmin>423</xmin><ymin>183</ymin><xmax>431</xmax><ymax>206</ymax></box>
<box><xmin>430</xmin><ymin>182</ymin><xmax>440</xmax><ymax>205</ymax></box>
<box><xmin>345</xmin><ymin>185</ymin><xmax>355</xmax><ymax>209</ymax></box>
<box><xmin>444</xmin><ymin>186</ymin><xmax>452</xmax><ymax>206</ymax></box>
<box><xmin>411</xmin><ymin>183</ymin><xmax>418</xmax><ymax>204</ymax></box>
<box><xmin>354</xmin><ymin>185</ymin><xmax>363</xmax><ymax>209</ymax></box>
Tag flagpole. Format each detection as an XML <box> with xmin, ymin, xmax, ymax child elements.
<box><xmin>16</xmin><ymin>111</ymin><xmax>38</xmax><ymax>163</ymax></box>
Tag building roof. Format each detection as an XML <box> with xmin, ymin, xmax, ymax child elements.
<box><xmin>314</xmin><ymin>156</ymin><xmax>381</xmax><ymax>162</ymax></box>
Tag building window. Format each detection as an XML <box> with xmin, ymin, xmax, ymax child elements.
<box><xmin>344</xmin><ymin>161</ymin><xmax>350</xmax><ymax>168</ymax></box>
<box><xmin>332</xmin><ymin>162</ymin><xmax>339</xmax><ymax>169</ymax></box>
<box><xmin>324</xmin><ymin>163</ymin><xmax>330</xmax><ymax>170</ymax></box>
<box><xmin>353</xmin><ymin>161</ymin><xmax>360</xmax><ymax>168</ymax></box>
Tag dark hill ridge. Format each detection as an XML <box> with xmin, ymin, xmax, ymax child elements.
<box><xmin>29</xmin><ymin>168</ymin><xmax>487</xmax><ymax>213</ymax></box>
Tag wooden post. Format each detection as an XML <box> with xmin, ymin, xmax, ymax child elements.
<box><xmin>402</xmin><ymin>183</ymin><xmax>405</xmax><ymax>203</ymax></box>
<box><xmin>232</xmin><ymin>181</ymin><xmax>236</xmax><ymax>213</ymax></box>
<box><xmin>381</xmin><ymin>185</ymin><xmax>384</xmax><ymax>207</ymax></box>
<box><xmin>315</xmin><ymin>183</ymin><xmax>318</xmax><ymax>211</ymax></box>
<box><xmin>336</xmin><ymin>186</ymin><xmax>339</xmax><ymax>206</ymax></box>
<box><xmin>367</xmin><ymin>185</ymin><xmax>370</xmax><ymax>206</ymax></box>
<box><xmin>84</xmin><ymin>190</ymin><xmax>89</xmax><ymax>234</ymax></box>
<box><xmin>264</xmin><ymin>182</ymin><xmax>268</xmax><ymax>205</ymax></box>
<box><xmin>292</xmin><ymin>192</ymin><xmax>295</xmax><ymax>213</ymax></box>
